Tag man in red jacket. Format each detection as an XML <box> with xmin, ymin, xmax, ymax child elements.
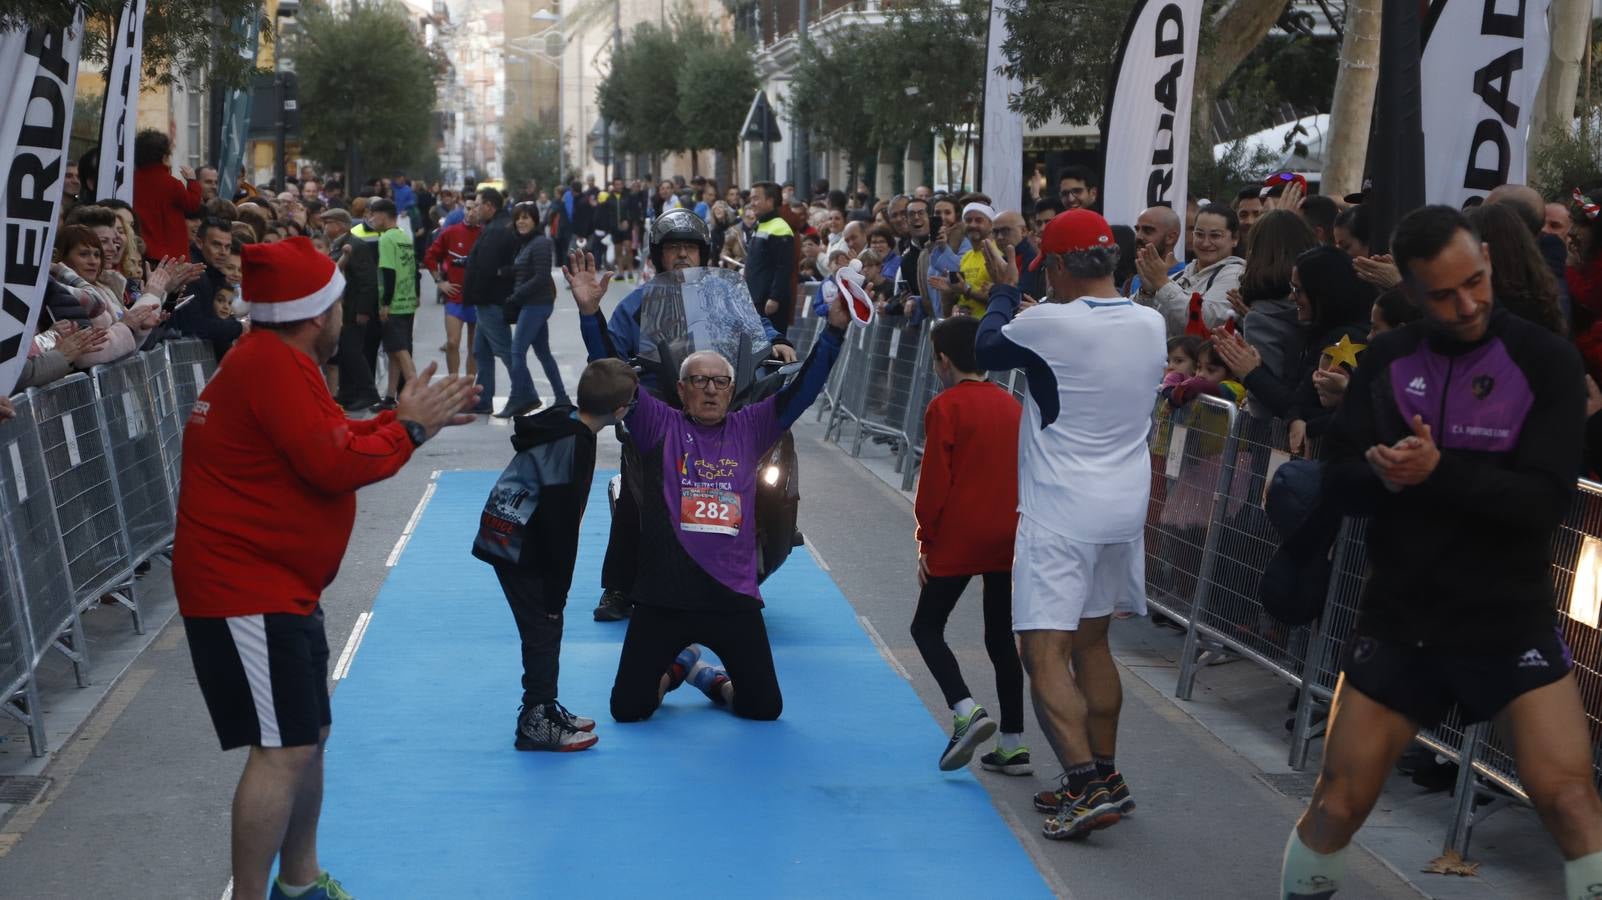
<box><xmin>173</xmin><ymin>237</ymin><xmax>479</xmax><ymax>900</ymax></box>
<box><xmin>911</xmin><ymin>314</ymin><xmax>1027</xmax><ymax>776</ymax></box>
<box><xmin>131</xmin><ymin>130</ymin><xmax>203</xmax><ymax>263</ymax></box>
<box><xmin>423</xmin><ymin>201</ymin><xmax>482</xmax><ymax>377</ymax></box>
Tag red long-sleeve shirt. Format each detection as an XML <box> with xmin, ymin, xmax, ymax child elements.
<box><xmin>133</xmin><ymin>164</ymin><xmax>203</xmax><ymax>262</ymax></box>
<box><xmin>423</xmin><ymin>220</ymin><xmax>481</xmax><ymax>289</ymax></box>
<box><xmin>173</xmin><ymin>331</ymin><xmax>414</xmax><ymax>617</ymax></box>
<box><xmin>914</xmin><ymin>379</ymin><xmax>1021</xmax><ymax>577</ymax></box>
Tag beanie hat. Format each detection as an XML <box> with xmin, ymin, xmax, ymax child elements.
<box><xmin>241</xmin><ymin>235</ymin><xmax>345</xmax><ymax>323</ymax></box>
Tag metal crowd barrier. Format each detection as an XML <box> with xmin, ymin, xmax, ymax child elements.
<box><xmin>0</xmin><ymin>339</ymin><xmax>213</xmax><ymax>755</ymax></box>
<box><xmin>1143</xmin><ymin>396</ymin><xmax>1239</xmax><ymax>626</ymax></box>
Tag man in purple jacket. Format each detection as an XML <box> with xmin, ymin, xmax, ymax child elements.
<box><xmin>564</xmin><ymin>252</ymin><xmax>850</xmax><ymax>722</ymax></box>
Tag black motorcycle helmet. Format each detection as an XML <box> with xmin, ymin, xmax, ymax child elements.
<box><xmin>649</xmin><ymin>208</ymin><xmax>712</xmax><ymax>271</ymax></box>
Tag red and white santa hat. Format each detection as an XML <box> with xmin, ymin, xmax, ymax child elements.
<box><xmin>241</xmin><ymin>236</ymin><xmax>345</xmax><ymax>323</ymax></box>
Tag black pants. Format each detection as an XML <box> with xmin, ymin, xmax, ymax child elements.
<box><xmin>601</xmin><ymin>442</ymin><xmax>639</xmax><ymax>595</ymax></box>
<box><xmin>362</xmin><ymin>310</ymin><xmax>382</xmax><ymax>376</ymax></box>
<box><xmin>910</xmin><ymin>571</ymin><xmax>1025</xmax><ymax>733</ymax></box>
<box><xmin>610</xmin><ymin>604</ymin><xmax>782</xmax><ymax>722</ymax></box>
<box><xmin>494</xmin><ymin>566</ymin><xmax>566</xmax><ymax>706</ymax></box>
<box><xmin>335</xmin><ymin>318</ymin><xmax>380</xmax><ymax>408</ymax></box>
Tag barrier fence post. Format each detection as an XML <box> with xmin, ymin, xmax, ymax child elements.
<box><xmin>1174</xmin><ymin>396</ymin><xmax>1243</xmax><ymax>700</ymax></box>
<box><xmin>1288</xmin><ymin>516</ymin><xmax>1368</xmax><ymax>771</ymax></box>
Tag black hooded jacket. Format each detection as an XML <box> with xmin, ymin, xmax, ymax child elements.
<box><xmin>471</xmin><ymin>406</ymin><xmax>598</xmax><ymax>597</ymax></box>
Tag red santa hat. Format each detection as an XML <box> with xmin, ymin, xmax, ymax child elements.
<box><xmin>241</xmin><ymin>236</ymin><xmax>345</xmax><ymax>323</ymax></box>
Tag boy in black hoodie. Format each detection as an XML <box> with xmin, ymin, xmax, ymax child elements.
<box><xmin>472</xmin><ymin>358</ymin><xmax>639</xmax><ymax>751</ymax></box>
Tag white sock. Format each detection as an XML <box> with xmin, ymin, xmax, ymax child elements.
<box><xmin>1565</xmin><ymin>849</ymin><xmax>1602</xmax><ymax>900</ymax></box>
<box><xmin>1281</xmin><ymin>829</ymin><xmax>1345</xmax><ymax>899</ymax></box>
<box><xmin>953</xmin><ymin>697</ymin><xmax>977</xmax><ymax>719</ymax></box>
<box><xmin>1000</xmin><ymin>732</ymin><xmax>1023</xmax><ymax>752</ymax></box>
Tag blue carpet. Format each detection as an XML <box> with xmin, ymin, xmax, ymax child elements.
<box><xmin>319</xmin><ymin>470</ymin><xmax>1051</xmax><ymax>898</ymax></box>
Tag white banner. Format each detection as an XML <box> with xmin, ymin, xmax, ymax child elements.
<box><xmin>1420</xmin><ymin>0</ymin><xmax>1550</xmax><ymax>207</ymax></box>
<box><xmin>0</xmin><ymin>16</ymin><xmax>84</xmax><ymax>396</ymax></box>
<box><xmin>96</xmin><ymin>0</ymin><xmax>146</xmax><ymax>204</ymax></box>
<box><xmin>1101</xmin><ymin>0</ymin><xmax>1204</xmax><ymax>258</ymax></box>
<box><xmin>979</xmin><ymin>0</ymin><xmax>1023</xmax><ymax>208</ymax></box>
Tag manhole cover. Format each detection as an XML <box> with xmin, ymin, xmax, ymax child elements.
<box><xmin>1258</xmin><ymin>772</ymin><xmax>1319</xmax><ymax>798</ymax></box>
<box><xmin>0</xmin><ymin>775</ymin><xmax>50</xmax><ymax>805</ymax></box>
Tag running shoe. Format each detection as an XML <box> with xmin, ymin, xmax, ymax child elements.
<box><xmin>513</xmin><ymin>703</ymin><xmax>598</xmax><ymax>752</ymax></box>
<box><xmin>938</xmin><ymin>706</ymin><xmax>998</xmax><ymax>771</ymax></box>
<box><xmin>549</xmin><ymin>700</ymin><xmax>595</xmax><ymax>733</ymax></box>
<box><xmin>369</xmin><ymin>396</ymin><xmax>398</xmax><ymax>412</ymax></box>
<box><xmin>1034</xmin><ymin>773</ymin><xmax>1070</xmax><ymax>812</ymax></box>
<box><xmin>268</xmin><ymin>871</ymin><xmax>356</xmax><ymax>900</ymax></box>
<box><xmin>593</xmin><ymin>589</ymin><xmax>632</xmax><ymax>621</ymax></box>
<box><xmin>1041</xmin><ymin>782</ymin><xmax>1121</xmax><ymax>841</ymax></box>
<box><xmin>1102</xmin><ymin>770</ymin><xmax>1136</xmax><ymax>815</ymax></box>
<box><xmin>979</xmin><ymin>746</ymin><xmax>1033</xmax><ymax>776</ymax></box>
<box><xmin>666</xmin><ymin>644</ymin><xmax>703</xmax><ymax>692</ymax></box>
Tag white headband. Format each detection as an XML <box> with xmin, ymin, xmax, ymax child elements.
<box><xmin>961</xmin><ymin>202</ymin><xmax>996</xmax><ymax>221</ymax></box>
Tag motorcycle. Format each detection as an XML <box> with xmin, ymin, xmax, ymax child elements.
<box><xmin>608</xmin><ymin>267</ymin><xmax>804</xmax><ymax>583</ymax></box>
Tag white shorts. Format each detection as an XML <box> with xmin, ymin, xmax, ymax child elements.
<box><xmin>1012</xmin><ymin>516</ymin><xmax>1146</xmax><ymax>632</ymax></box>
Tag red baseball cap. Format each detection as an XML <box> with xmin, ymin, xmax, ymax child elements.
<box><xmin>1030</xmin><ymin>208</ymin><xmax>1114</xmax><ymax>271</ymax></box>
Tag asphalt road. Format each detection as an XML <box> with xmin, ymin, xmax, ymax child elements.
<box><xmin>0</xmin><ymin>275</ymin><xmax>1422</xmax><ymax>899</ymax></box>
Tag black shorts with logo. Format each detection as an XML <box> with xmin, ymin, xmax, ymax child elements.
<box><xmin>381</xmin><ymin>312</ymin><xmax>415</xmax><ymax>354</ymax></box>
<box><xmin>1342</xmin><ymin>626</ymin><xmax>1573</xmax><ymax>727</ymax></box>
<box><xmin>185</xmin><ymin>606</ymin><xmax>331</xmax><ymax>750</ymax></box>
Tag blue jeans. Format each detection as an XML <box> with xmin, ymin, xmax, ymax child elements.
<box><xmin>507</xmin><ymin>303</ymin><xmax>568</xmax><ymax>408</ymax></box>
<box><xmin>473</xmin><ymin>305</ymin><xmax>529</xmax><ymax>408</ymax></box>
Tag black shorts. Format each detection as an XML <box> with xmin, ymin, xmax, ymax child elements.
<box><xmin>1342</xmin><ymin>626</ymin><xmax>1573</xmax><ymax>727</ymax></box>
<box><xmin>185</xmin><ymin>606</ymin><xmax>331</xmax><ymax>750</ymax></box>
<box><xmin>381</xmin><ymin>313</ymin><xmax>415</xmax><ymax>354</ymax></box>
<box><xmin>612</xmin><ymin>231</ymin><xmax>632</xmax><ymax>246</ymax></box>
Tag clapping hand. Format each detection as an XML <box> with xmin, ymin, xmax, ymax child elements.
<box><xmin>1313</xmin><ymin>367</ymin><xmax>1350</xmax><ymax>408</ymax></box>
<box><xmin>1210</xmin><ymin>327</ymin><xmax>1261</xmax><ymax>377</ymax></box>
<box><xmin>1225</xmin><ymin>287</ymin><xmax>1249</xmax><ymax>320</ymax></box>
<box><xmin>395</xmin><ymin>362</ymin><xmax>482</xmax><ymax>438</ymax></box>
<box><xmin>1365</xmin><ymin>414</ymin><xmax>1439</xmax><ymax>490</ymax></box>
<box><xmin>56</xmin><ymin>326</ymin><xmax>110</xmax><ymax>365</ymax></box>
<box><xmin>1354</xmin><ymin>254</ymin><xmax>1401</xmax><ymax>290</ymax></box>
<box><xmin>1135</xmin><ymin>244</ymin><xmax>1171</xmax><ymax>293</ymax></box>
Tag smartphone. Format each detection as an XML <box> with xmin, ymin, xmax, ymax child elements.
<box><xmin>165</xmin><ymin>293</ymin><xmax>193</xmax><ymax>314</ymax></box>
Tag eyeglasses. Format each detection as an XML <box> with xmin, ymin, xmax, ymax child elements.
<box><xmin>684</xmin><ymin>374</ymin><xmax>733</xmax><ymax>391</ymax></box>
<box><xmin>1192</xmin><ymin>230</ymin><xmax>1230</xmax><ymax>243</ymax></box>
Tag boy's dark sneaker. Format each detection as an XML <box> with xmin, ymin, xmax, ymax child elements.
<box><xmin>939</xmin><ymin>706</ymin><xmax>997</xmax><ymax>771</ymax></box>
<box><xmin>514</xmin><ymin>703</ymin><xmax>597</xmax><ymax>752</ymax></box>
<box><xmin>593</xmin><ymin>589</ymin><xmax>632</xmax><ymax>621</ymax></box>
<box><xmin>666</xmin><ymin>644</ymin><xmax>702</xmax><ymax>692</ymax></box>
<box><xmin>1041</xmin><ymin>781</ymin><xmax>1121</xmax><ymax>841</ymax></box>
<box><xmin>370</xmin><ymin>396</ymin><xmax>398</xmax><ymax>412</ymax></box>
<box><xmin>979</xmin><ymin>746</ymin><xmax>1033</xmax><ymax>776</ymax></box>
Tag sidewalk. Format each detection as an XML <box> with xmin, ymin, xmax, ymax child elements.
<box><xmin>820</xmin><ymin>415</ymin><xmax>1563</xmax><ymax>899</ymax></box>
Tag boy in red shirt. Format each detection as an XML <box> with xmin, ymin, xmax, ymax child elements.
<box><xmin>912</xmin><ymin>315</ymin><xmax>1028</xmax><ymax>774</ymax></box>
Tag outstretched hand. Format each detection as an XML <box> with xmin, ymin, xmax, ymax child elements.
<box><xmin>562</xmin><ymin>250</ymin><xmax>613</xmax><ymax>316</ymax></box>
<box><xmin>981</xmin><ymin>239</ymin><xmax>1018</xmax><ymax>290</ymax></box>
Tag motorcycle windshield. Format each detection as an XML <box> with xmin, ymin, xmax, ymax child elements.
<box><xmin>636</xmin><ymin>267</ymin><xmax>772</xmax><ymax>393</ymax></box>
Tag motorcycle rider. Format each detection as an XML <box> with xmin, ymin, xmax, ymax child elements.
<box><xmin>577</xmin><ymin>209</ymin><xmax>797</xmax><ymax>622</ymax></box>
<box><xmin>564</xmin><ymin>249</ymin><xmax>850</xmax><ymax>722</ymax></box>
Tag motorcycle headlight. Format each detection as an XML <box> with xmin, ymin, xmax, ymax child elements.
<box><xmin>762</xmin><ymin>464</ymin><xmax>781</xmax><ymax>486</ymax></box>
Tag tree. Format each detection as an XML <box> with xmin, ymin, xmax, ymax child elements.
<box><xmin>874</xmin><ymin>0</ymin><xmax>987</xmax><ymax>188</ymax></box>
<box><xmin>502</xmin><ymin>119</ymin><xmax>565</xmax><ymax>197</ymax></box>
<box><xmin>676</xmin><ymin>17</ymin><xmax>758</xmax><ymax>176</ymax></box>
<box><xmin>2</xmin><ymin>0</ymin><xmax>267</xmax><ymax>89</ymax></box>
<box><xmin>292</xmin><ymin>1</ymin><xmax>440</xmax><ymax>185</ymax></box>
<box><xmin>790</xmin><ymin>31</ymin><xmax>879</xmax><ymax>185</ymax></box>
<box><xmin>597</xmin><ymin>20</ymin><xmax>687</xmax><ymax>166</ymax></box>
<box><xmin>998</xmin><ymin>0</ymin><xmax>1290</xmax><ymax>142</ymax></box>
<box><xmin>1322</xmin><ymin>0</ymin><xmax>1381</xmax><ymax>199</ymax></box>
<box><xmin>1530</xmin><ymin>0</ymin><xmax>1594</xmax><ymax>153</ymax></box>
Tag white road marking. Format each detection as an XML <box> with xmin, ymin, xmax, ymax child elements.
<box><xmin>331</xmin><ymin>611</ymin><xmax>373</xmax><ymax>682</ymax></box>
<box><xmin>385</xmin><ymin>471</ymin><xmax>440</xmax><ymax>567</ymax></box>
<box><xmin>803</xmin><ymin>535</ymin><xmax>830</xmax><ymax>572</ymax></box>
<box><xmin>219</xmin><ymin>880</ymin><xmax>233</xmax><ymax>900</ymax></box>
<box><xmin>858</xmin><ymin>615</ymin><xmax>911</xmax><ymax>680</ymax></box>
